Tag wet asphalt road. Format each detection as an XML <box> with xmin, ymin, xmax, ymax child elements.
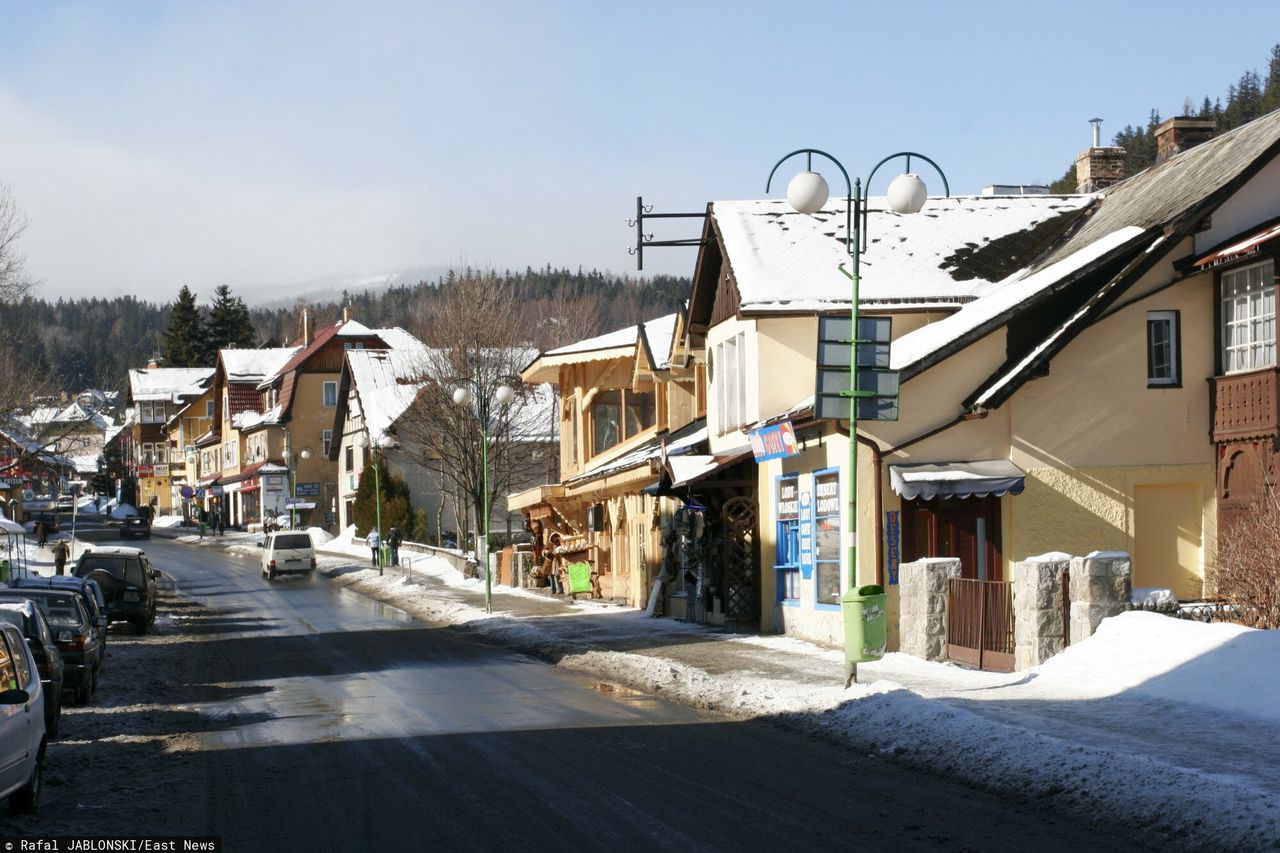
<box><xmin>7</xmin><ymin>535</ymin><xmax>1145</xmax><ymax>851</ymax></box>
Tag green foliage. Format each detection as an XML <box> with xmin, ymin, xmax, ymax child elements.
<box><xmin>162</xmin><ymin>286</ymin><xmax>205</xmax><ymax>367</ymax></box>
<box><xmin>203</xmin><ymin>284</ymin><xmax>256</xmax><ymax>360</ymax></box>
<box><xmin>352</xmin><ymin>454</ymin><xmax>414</xmax><ymax>537</ymax></box>
<box><xmin>9</xmin><ymin>268</ymin><xmax>689</xmax><ymax>397</ymax></box>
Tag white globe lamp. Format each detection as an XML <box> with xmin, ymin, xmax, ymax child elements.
<box><xmin>886</xmin><ymin>173</ymin><xmax>928</xmax><ymax>214</ymax></box>
<box><xmin>786</xmin><ymin>170</ymin><xmax>830</xmax><ymax>214</ymax></box>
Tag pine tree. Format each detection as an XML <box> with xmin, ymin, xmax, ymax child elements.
<box><xmin>161</xmin><ymin>286</ymin><xmax>206</xmax><ymax>367</ymax></box>
<box><xmin>204</xmin><ymin>284</ymin><xmax>257</xmax><ymax>361</ymax></box>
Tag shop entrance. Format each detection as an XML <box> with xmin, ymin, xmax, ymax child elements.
<box><xmin>901</xmin><ymin>496</ymin><xmax>1003</xmax><ymax>581</ymax></box>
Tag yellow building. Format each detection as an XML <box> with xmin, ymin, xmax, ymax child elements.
<box><xmin>684</xmin><ymin>109</ymin><xmax>1280</xmax><ymax>649</ymax></box>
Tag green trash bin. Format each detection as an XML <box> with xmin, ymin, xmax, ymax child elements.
<box><xmin>842</xmin><ymin>583</ymin><xmax>888</xmax><ymax>671</ymax></box>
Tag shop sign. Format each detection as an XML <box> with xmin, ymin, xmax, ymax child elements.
<box><xmin>886</xmin><ymin>510</ymin><xmax>901</xmax><ymax>585</ymax></box>
<box><xmin>263</xmin><ymin>475</ymin><xmax>285</xmax><ymax>493</ymax></box>
<box><xmin>777</xmin><ymin>477</ymin><xmax>799</xmax><ymax>521</ymax></box>
<box><xmin>798</xmin><ymin>490</ymin><xmax>815</xmax><ymax>578</ymax></box>
<box><xmin>295</xmin><ymin>482</ymin><xmax>321</xmax><ymax>497</ymax></box>
<box><xmin>749</xmin><ymin>421</ymin><xmax>799</xmax><ymax>462</ymax></box>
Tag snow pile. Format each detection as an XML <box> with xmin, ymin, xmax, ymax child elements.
<box><xmin>1131</xmin><ymin>587</ymin><xmax>1177</xmax><ymax>607</ymax></box>
<box><xmin>1033</xmin><ymin>610</ymin><xmax>1278</xmax><ymax>721</ymax></box>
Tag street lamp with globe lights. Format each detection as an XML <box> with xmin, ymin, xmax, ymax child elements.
<box><xmin>282</xmin><ymin>439</ymin><xmax>312</xmax><ymax>530</ymax></box>
<box><xmin>766</xmin><ymin>148</ymin><xmax>949</xmax><ymax>687</ymax></box>
<box><xmin>352</xmin><ymin>431</ymin><xmax>395</xmax><ymax>574</ymax></box>
<box><xmin>452</xmin><ymin>377</ymin><xmax>517</xmax><ymax>614</ymax></box>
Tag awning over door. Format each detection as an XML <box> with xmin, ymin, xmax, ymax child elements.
<box><xmin>889</xmin><ymin>459</ymin><xmax>1026</xmax><ymax>501</ymax></box>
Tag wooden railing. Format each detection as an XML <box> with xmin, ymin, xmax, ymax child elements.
<box><xmin>1211</xmin><ymin>368</ymin><xmax>1280</xmax><ymax>443</ymax></box>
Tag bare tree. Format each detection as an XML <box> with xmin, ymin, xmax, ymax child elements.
<box><xmin>1212</xmin><ymin>487</ymin><xmax>1280</xmax><ymax>629</ymax></box>
<box><xmin>0</xmin><ymin>184</ymin><xmax>51</xmax><ymax>451</ymax></box>
<box><xmin>397</xmin><ymin>270</ymin><xmax>557</xmax><ymax>552</ymax></box>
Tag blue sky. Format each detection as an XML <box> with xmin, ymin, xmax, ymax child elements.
<box><xmin>2</xmin><ymin>1</ymin><xmax>1277</xmax><ymax>303</ymax></box>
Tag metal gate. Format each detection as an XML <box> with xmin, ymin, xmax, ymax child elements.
<box><xmin>947</xmin><ymin>578</ymin><xmax>1015</xmax><ymax>672</ymax></box>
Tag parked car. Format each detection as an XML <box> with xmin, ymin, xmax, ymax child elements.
<box><xmin>120</xmin><ymin>516</ymin><xmax>151</xmax><ymax>540</ymax></box>
<box><xmin>9</xmin><ymin>576</ymin><xmax>108</xmax><ymax>671</ymax></box>
<box><xmin>0</xmin><ymin>621</ymin><xmax>45</xmax><ymax>812</ymax></box>
<box><xmin>54</xmin><ymin>495</ymin><xmax>74</xmax><ymax>512</ymax></box>
<box><xmin>0</xmin><ymin>589</ymin><xmax>100</xmax><ymax>704</ymax></box>
<box><xmin>0</xmin><ymin>602</ymin><xmax>63</xmax><ymax>739</ymax></box>
<box><xmin>72</xmin><ymin>547</ymin><xmax>159</xmax><ymax>634</ymax></box>
<box><xmin>259</xmin><ymin>531</ymin><xmax>316</xmax><ymax>581</ymax></box>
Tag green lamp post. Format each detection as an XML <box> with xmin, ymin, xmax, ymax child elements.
<box><xmin>767</xmin><ymin>148</ymin><xmax>949</xmax><ymax>686</ymax></box>
<box><xmin>452</xmin><ymin>378</ymin><xmax>517</xmax><ymax>614</ymax></box>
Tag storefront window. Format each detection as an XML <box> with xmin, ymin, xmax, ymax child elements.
<box><xmin>814</xmin><ymin>469</ymin><xmax>841</xmax><ymax>606</ymax></box>
<box><xmin>776</xmin><ymin>475</ymin><xmax>800</xmax><ymax>602</ymax></box>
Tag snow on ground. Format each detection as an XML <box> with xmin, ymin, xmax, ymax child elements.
<box><xmin>302</xmin><ymin>542</ymin><xmax>1280</xmax><ymax>850</ymax></box>
<box><xmin>15</xmin><ymin>521</ymin><xmax>1273</xmax><ymax>848</ymax></box>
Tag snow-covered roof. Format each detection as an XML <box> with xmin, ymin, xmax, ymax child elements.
<box><xmin>891</xmin><ymin>226</ymin><xmax>1148</xmax><ymax>372</ymax></box>
<box><xmin>526</xmin><ymin>312</ymin><xmax>681</xmax><ymax>383</ymax></box>
<box><xmin>335</xmin><ymin>320</ymin><xmax>375</xmax><ymax>337</ymax></box>
<box><xmin>221</xmin><ymin>347</ymin><xmax>300</xmax><ymax>382</ymax></box>
<box><xmin>713</xmin><ymin>194</ymin><xmax>1095</xmax><ymax>313</ymax></box>
<box><xmin>347</xmin><ymin>349</ymin><xmax>426</xmax><ymax>445</ymax></box>
<box><xmin>232</xmin><ymin>405</ymin><xmax>283</xmax><ymax>432</ymax></box>
<box><xmin>640</xmin><ymin>313</ymin><xmax>679</xmax><ymax>370</ymax></box>
<box><xmin>128</xmin><ymin>367</ymin><xmax>215</xmax><ymax>402</ymax></box>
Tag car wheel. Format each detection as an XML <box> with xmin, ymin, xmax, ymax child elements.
<box><xmin>9</xmin><ymin>742</ymin><xmax>44</xmax><ymax>813</ymax></box>
<box><xmin>133</xmin><ymin>618</ymin><xmax>149</xmax><ymax>636</ymax></box>
<box><xmin>267</xmin><ymin>566</ymin><xmax>276</xmax><ymax>582</ymax></box>
<box><xmin>46</xmin><ymin>697</ymin><xmax>60</xmax><ymax>740</ymax></box>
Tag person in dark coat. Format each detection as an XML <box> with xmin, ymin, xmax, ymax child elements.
<box><xmin>52</xmin><ymin>540</ymin><xmax>70</xmax><ymax>575</ymax></box>
<box><xmin>35</xmin><ymin>519</ymin><xmax>47</xmax><ymax>547</ymax></box>
<box><xmin>387</xmin><ymin>527</ymin><xmax>402</xmax><ymax>567</ymax></box>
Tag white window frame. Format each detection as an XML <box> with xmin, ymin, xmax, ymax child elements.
<box><xmin>322</xmin><ymin>429</ymin><xmax>332</xmax><ymax>457</ymax></box>
<box><xmin>323</xmin><ymin>381</ymin><xmax>338</xmax><ymax>408</ymax></box>
<box><xmin>1221</xmin><ymin>259</ymin><xmax>1276</xmax><ymax>374</ymax></box>
<box><xmin>1147</xmin><ymin>310</ymin><xmax>1180</xmax><ymax>387</ymax></box>
<box><xmin>713</xmin><ymin>332</ymin><xmax>749</xmax><ymax>436</ymax></box>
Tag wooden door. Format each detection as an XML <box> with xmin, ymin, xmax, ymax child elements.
<box><xmin>902</xmin><ymin>497</ymin><xmax>1002</xmax><ymax>580</ymax></box>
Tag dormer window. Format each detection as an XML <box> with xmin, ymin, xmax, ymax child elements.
<box><xmin>590</xmin><ymin>389</ymin><xmax>655</xmax><ymax>457</ymax></box>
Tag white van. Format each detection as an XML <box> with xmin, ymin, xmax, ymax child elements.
<box><xmin>259</xmin><ymin>531</ymin><xmax>316</xmax><ymax>581</ymax></box>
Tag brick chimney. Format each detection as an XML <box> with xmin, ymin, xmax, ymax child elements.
<box><xmin>1155</xmin><ymin>116</ymin><xmax>1215</xmax><ymax>164</ymax></box>
<box><xmin>1075</xmin><ymin>118</ymin><xmax>1126</xmax><ymax>193</ymax></box>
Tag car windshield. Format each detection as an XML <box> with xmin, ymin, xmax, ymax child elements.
<box><xmin>79</xmin><ymin>554</ymin><xmax>147</xmax><ymax>586</ymax></box>
<box><xmin>274</xmin><ymin>534</ymin><xmax>312</xmax><ymax>550</ymax></box>
<box><xmin>0</xmin><ymin>610</ymin><xmax>25</xmax><ymax>633</ymax></box>
<box><xmin>26</xmin><ymin>594</ymin><xmax>82</xmax><ymax>628</ymax></box>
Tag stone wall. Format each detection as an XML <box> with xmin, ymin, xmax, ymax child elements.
<box><xmin>1070</xmin><ymin>551</ymin><xmax>1132</xmax><ymax>644</ymax></box>
<box><xmin>1012</xmin><ymin>553</ymin><xmax>1070</xmax><ymax>670</ymax></box>
<box><xmin>898</xmin><ymin>558</ymin><xmax>962</xmax><ymax>661</ymax></box>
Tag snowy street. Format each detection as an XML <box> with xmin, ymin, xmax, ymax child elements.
<box><xmin>0</xmin><ymin>530</ymin><xmax>1135</xmax><ymax>851</ymax></box>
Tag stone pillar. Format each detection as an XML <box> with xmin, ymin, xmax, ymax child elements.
<box><xmin>1069</xmin><ymin>551</ymin><xmax>1132</xmax><ymax>644</ymax></box>
<box><xmin>898</xmin><ymin>558</ymin><xmax>962</xmax><ymax>662</ymax></box>
<box><xmin>1012</xmin><ymin>553</ymin><xmax>1071</xmax><ymax>670</ymax></box>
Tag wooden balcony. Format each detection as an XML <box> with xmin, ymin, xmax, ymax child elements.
<box><xmin>1211</xmin><ymin>368</ymin><xmax>1280</xmax><ymax>443</ymax></box>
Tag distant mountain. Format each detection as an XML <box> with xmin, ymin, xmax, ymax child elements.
<box><xmin>247</xmin><ymin>266</ymin><xmax>453</xmax><ymax>309</ymax></box>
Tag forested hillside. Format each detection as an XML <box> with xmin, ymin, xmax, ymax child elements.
<box><xmin>1047</xmin><ymin>44</ymin><xmax>1280</xmax><ymax>192</ymax></box>
<box><xmin>7</xmin><ymin>266</ymin><xmax>689</xmax><ymax>397</ymax></box>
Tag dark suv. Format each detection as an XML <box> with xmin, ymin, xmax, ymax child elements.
<box><xmin>73</xmin><ymin>547</ymin><xmax>159</xmax><ymax>635</ymax></box>
<box><xmin>120</xmin><ymin>516</ymin><xmax>151</xmax><ymax>540</ymax></box>
<box><xmin>10</xmin><ymin>576</ymin><xmax>109</xmax><ymax>670</ymax></box>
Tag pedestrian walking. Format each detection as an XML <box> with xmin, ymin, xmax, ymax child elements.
<box><xmin>387</xmin><ymin>526</ymin><xmax>401</xmax><ymax>567</ymax></box>
<box><xmin>216</xmin><ymin>510</ymin><xmax>225</xmax><ymax>536</ymax></box>
<box><xmin>52</xmin><ymin>539</ymin><xmax>70</xmax><ymax>575</ymax></box>
<box><xmin>35</xmin><ymin>520</ymin><xmax>47</xmax><ymax>547</ymax></box>
<box><xmin>367</xmin><ymin>528</ymin><xmax>381</xmax><ymax>567</ymax></box>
